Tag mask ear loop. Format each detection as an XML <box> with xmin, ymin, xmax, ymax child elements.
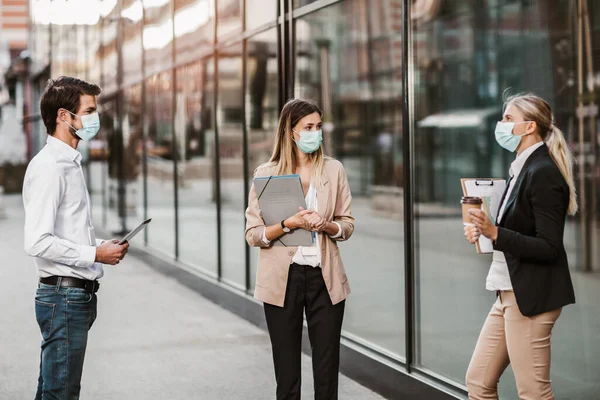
<box><xmin>517</xmin><ymin>121</ymin><xmax>535</xmax><ymax>137</ymax></box>
<box><xmin>63</xmin><ymin>120</ymin><xmax>77</xmax><ymax>131</ymax></box>
<box><xmin>60</xmin><ymin>109</ymin><xmax>82</xmax><ymax>139</ymax></box>
<box><xmin>60</xmin><ymin>108</ymin><xmax>74</xmax><ymax>131</ymax></box>
<box><xmin>61</xmin><ymin>112</ymin><xmax>77</xmax><ymax>132</ymax></box>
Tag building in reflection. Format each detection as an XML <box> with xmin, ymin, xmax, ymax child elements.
<box><xmin>22</xmin><ymin>1</ymin><xmax>600</xmax><ymax>398</ymax></box>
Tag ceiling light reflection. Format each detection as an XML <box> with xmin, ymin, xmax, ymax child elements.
<box><xmin>142</xmin><ymin>0</ymin><xmax>170</xmax><ymax>9</ymax></box>
<box><xmin>143</xmin><ymin>20</ymin><xmax>173</xmax><ymax>50</ymax></box>
<box><xmin>121</xmin><ymin>0</ymin><xmax>143</xmax><ymax>23</ymax></box>
<box><xmin>174</xmin><ymin>0</ymin><xmax>214</xmax><ymax>38</ymax></box>
<box><xmin>32</xmin><ymin>0</ymin><xmax>105</xmax><ymax>25</ymax></box>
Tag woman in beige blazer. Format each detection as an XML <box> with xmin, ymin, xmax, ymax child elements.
<box><xmin>245</xmin><ymin>99</ymin><xmax>354</xmax><ymax>400</ymax></box>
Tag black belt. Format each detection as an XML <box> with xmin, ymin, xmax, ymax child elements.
<box><xmin>40</xmin><ymin>276</ymin><xmax>100</xmax><ymax>294</ymax></box>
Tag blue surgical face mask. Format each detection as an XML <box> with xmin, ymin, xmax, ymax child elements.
<box><xmin>494</xmin><ymin>121</ymin><xmax>532</xmax><ymax>152</ymax></box>
<box><xmin>64</xmin><ymin>110</ymin><xmax>101</xmax><ymax>141</ymax></box>
<box><xmin>293</xmin><ymin>129</ymin><xmax>323</xmax><ymax>154</ymax></box>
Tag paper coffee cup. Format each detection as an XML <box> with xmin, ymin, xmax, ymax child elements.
<box><xmin>461</xmin><ymin>196</ymin><xmax>482</xmax><ymax>225</ymax></box>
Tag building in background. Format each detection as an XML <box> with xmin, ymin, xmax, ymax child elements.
<box><xmin>0</xmin><ymin>0</ymin><xmax>28</xmax><ymax>51</ymax></box>
<box><xmin>23</xmin><ymin>1</ymin><xmax>600</xmax><ymax>399</ymax></box>
<box><xmin>0</xmin><ymin>0</ymin><xmax>28</xmax><ymax>192</ymax></box>
<box><xmin>0</xmin><ymin>0</ymin><xmax>28</xmax><ymax>106</ymax></box>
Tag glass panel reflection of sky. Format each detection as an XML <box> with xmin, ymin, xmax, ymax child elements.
<box><xmin>32</xmin><ymin>0</ymin><xmax>115</xmax><ymax>25</ymax></box>
<box><xmin>174</xmin><ymin>0</ymin><xmax>215</xmax><ymax>64</ymax></box>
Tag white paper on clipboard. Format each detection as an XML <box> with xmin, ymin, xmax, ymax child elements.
<box><xmin>461</xmin><ymin>178</ymin><xmax>507</xmax><ymax>254</ymax></box>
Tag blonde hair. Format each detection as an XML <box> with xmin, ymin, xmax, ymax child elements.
<box><xmin>266</xmin><ymin>99</ymin><xmax>326</xmax><ymax>186</ymax></box>
<box><xmin>505</xmin><ymin>93</ymin><xmax>578</xmax><ymax>215</ymax></box>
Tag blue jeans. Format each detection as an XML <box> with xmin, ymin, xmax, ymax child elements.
<box><xmin>34</xmin><ymin>281</ymin><xmax>97</xmax><ymax>400</ymax></box>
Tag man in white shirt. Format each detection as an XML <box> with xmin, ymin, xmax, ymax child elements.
<box><xmin>23</xmin><ymin>76</ymin><xmax>129</xmax><ymax>400</ymax></box>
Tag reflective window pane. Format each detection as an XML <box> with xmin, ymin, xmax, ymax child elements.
<box><xmin>144</xmin><ymin>0</ymin><xmax>174</xmax><ymax>76</ymax></box>
<box><xmin>145</xmin><ymin>72</ymin><xmax>176</xmax><ymax>256</ymax></box>
<box><xmin>89</xmin><ymin>156</ymin><xmax>108</xmax><ymax>232</ymax></box>
<box><xmin>293</xmin><ymin>0</ymin><xmax>317</xmax><ymax>8</ymax></box>
<box><xmin>246</xmin><ymin>29</ymin><xmax>279</xmax><ymax>291</ymax></box>
<box><xmin>176</xmin><ymin>59</ymin><xmax>218</xmax><ymax>276</ymax></box>
<box><xmin>217</xmin><ymin>0</ymin><xmax>242</xmax><ymax>38</ymax></box>
<box><xmin>123</xmin><ymin>85</ymin><xmax>145</xmax><ymax>239</ymax></box>
<box><xmin>175</xmin><ymin>0</ymin><xmax>215</xmax><ymax>65</ymax></box>
<box><xmin>93</xmin><ymin>100</ymin><xmax>117</xmax><ymax>231</ymax></box>
<box><xmin>413</xmin><ymin>1</ymin><xmax>600</xmax><ymax>398</ymax></box>
<box><xmin>101</xmin><ymin>15</ymin><xmax>118</xmax><ymax>94</ymax></box>
<box><xmin>88</xmin><ymin>23</ymin><xmax>106</xmax><ymax>227</ymax></box>
<box><xmin>122</xmin><ymin>0</ymin><xmax>144</xmax><ymax>86</ymax></box>
<box><xmin>245</xmin><ymin>0</ymin><xmax>277</xmax><ymax>31</ymax></box>
<box><xmin>88</xmin><ymin>24</ymin><xmax>102</xmax><ymax>86</ymax></box>
<box><xmin>99</xmin><ymin>86</ymin><xmax>143</xmax><ymax>237</ymax></box>
<box><xmin>217</xmin><ymin>43</ymin><xmax>245</xmax><ymax>288</ymax></box>
<box><xmin>296</xmin><ymin>0</ymin><xmax>405</xmax><ymax>358</ymax></box>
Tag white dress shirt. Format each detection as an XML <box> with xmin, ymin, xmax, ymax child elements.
<box><xmin>486</xmin><ymin>141</ymin><xmax>544</xmax><ymax>291</ymax></box>
<box><xmin>23</xmin><ymin>135</ymin><xmax>104</xmax><ymax>281</ymax></box>
<box><xmin>262</xmin><ymin>183</ymin><xmax>342</xmax><ymax>267</ymax></box>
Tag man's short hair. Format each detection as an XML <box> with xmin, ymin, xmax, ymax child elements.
<box><xmin>40</xmin><ymin>76</ymin><xmax>102</xmax><ymax>135</ymax></box>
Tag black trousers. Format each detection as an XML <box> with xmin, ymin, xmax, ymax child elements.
<box><xmin>264</xmin><ymin>264</ymin><xmax>345</xmax><ymax>400</ymax></box>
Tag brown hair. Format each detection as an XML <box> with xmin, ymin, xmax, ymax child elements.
<box><xmin>505</xmin><ymin>93</ymin><xmax>578</xmax><ymax>215</ymax></box>
<box><xmin>266</xmin><ymin>99</ymin><xmax>326</xmax><ymax>185</ymax></box>
<box><xmin>40</xmin><ymin>76</ymin><xmax>102</xmax><ymax>135</ymax></box>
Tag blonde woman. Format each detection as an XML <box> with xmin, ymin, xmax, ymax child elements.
<box><xmin>245</xmin><ymin>99</ymin><xmax>354</xmax><ymax>400</ymax></box>
<box><xmin>464</xmin><ymin>93</ymin><xmax>577</xmax><ymax>399</ymax></box>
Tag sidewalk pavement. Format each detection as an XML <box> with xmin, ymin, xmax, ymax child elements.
<box><xmin>0</xmin><ymin>194</ymin><xmax>385</xmax><ymax>400</ymax></box>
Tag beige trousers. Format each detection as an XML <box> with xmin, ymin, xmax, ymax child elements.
<box><xmin>465</xmin><ymin>291</ymin><xmax>562</xmax><ymax>400</ymax></box>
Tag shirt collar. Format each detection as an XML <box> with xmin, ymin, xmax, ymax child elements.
<box><xmin>509</xmin><ymin>141</ymin><xmax>544</xmax><ymax>177</ymax></box>
<box><xmin>47</xmin><ymin>135</ymin><xmax>82</xmax><ymax>165</ymax></box>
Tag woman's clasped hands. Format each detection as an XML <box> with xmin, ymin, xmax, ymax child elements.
<box><xmin>286</xmin><ymin>207</ymin><xmax>327</xmax><ymax>232</ymax></box>
<box><xmin>301</xmin><ymin>208</ymin><xmax>328</xmax><ymax>232</ymax></box>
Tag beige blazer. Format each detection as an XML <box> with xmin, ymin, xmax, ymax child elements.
<box><xmin>245</xmin><ymin>158</ymin><xmax>354</xmax><ymax>307</ymax></box>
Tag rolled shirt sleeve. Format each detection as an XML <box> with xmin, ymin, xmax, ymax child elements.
<box><xmin>329</xmin><ymin>222</ymin><xmax>343</xmax><ymax>238</ymax></box>
<box><xmin>261</xmin><ymin>227</ymin><xmax>271</xmax><ymax>245</ymax></box>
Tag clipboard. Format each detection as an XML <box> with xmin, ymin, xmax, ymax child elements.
<box><xmin>461</xmin><ymin>178</ymin><xmax>506</xmax><ymax>254</ymax></box>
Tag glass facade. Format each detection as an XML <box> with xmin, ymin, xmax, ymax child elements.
<box><xmin>295</xmin><ymin>0</ymin><xmax>406</xmax><ymax>358</ymax></box>
<box><xmin>27</xmin><ymin>0</ymin><xmax>600</xmax><ymax>398</ymax></box>
<box><xmin>412</xmin><ymin>2</ymin><xmax>600</xmax><ymax>398</ymax></box>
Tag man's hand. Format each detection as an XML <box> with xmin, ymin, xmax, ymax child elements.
<box><xmin>95</xmin><ymin>239</ymin><xmax>129</xmax><ymax>265</ymax></box>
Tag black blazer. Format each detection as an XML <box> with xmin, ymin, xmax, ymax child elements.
<box><xmin>494</xmin><ymin>144</ymin><xmax>576</xmax><ymax>317</ymax></box>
